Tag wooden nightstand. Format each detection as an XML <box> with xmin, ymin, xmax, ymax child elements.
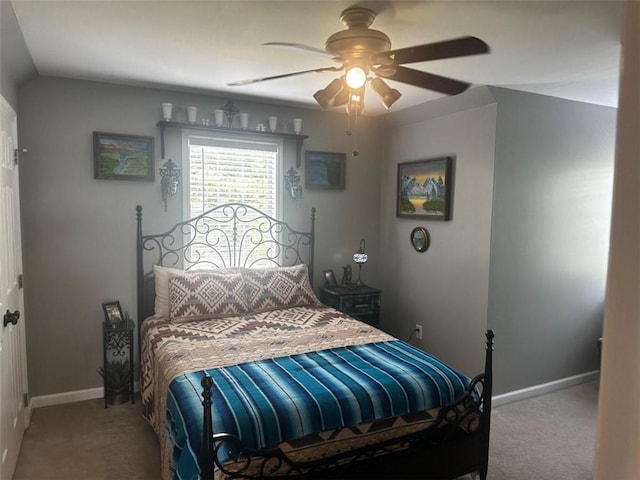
<box><xmin>319</xmin><ymin>285</ymin><xmax>382</xmax><ymax>328</ymax></box>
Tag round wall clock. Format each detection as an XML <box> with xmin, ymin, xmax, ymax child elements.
<box><xmin>410</xmin><ymin>227</ymin><xmax>430</xmax><ymax>252</ymax></box>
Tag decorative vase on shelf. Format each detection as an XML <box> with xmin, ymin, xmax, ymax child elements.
<box><xmin>240</xmin><ymin>113</ymin><xmax>249</xmax><ymax>130</ymax></box>
<box><xmin>187</xmin><ymin>106</ymin><xmax>197</xmax><ymax>124</ymax></box>
<box><xmin>214</xmin><ymin>109</ymin><xmax>224</xmax><ymax>127</ymax></box>
<box><xmin>161</xmin><ymin>102</ymin><xmax>173</xmax><ymax>121</ymax></box>
<box><xmin>268</xmin><ymin>116</ymin><xmax>278</xmax><ymax>132</ymax></box>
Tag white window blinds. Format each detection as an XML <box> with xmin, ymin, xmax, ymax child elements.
<box><xmin>184</xmin><ymin>134</ymin><xmax>281</xmax><ymax>268</ymax></box>
<box><xmin>188</xmin><ymin>135</ymin><xmax>279</xmax><ymax>219</ymax></box>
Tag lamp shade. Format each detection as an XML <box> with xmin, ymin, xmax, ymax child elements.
<box><xmin>353</xmin><ymin>251</ymin><xmax>368</xmax><ymax>264</ymax></box>
<box><xmin>353</xmin><ymin>239</ymin><xmax>367</xmax><ymax>286</ymax></box>
<box><xmin>371</xmin><ymin>77</ymin><xmax>402</xmax><ymax>109</ymax></box>
<box><xmin>313</xmin><ymin>77</ymin><xmax>345</xmax><ymax>108</ymax></box>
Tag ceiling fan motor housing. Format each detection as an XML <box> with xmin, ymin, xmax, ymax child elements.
<box><xmin>325</xmin><ymin>7</ymin><xmax>391</xmax><ymax>61</ymax></box>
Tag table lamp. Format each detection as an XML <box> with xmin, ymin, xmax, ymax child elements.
<box><xmin>353</xmin><ymin>238</ymin><xmax>368</xmax><ymax>287</ymax></box>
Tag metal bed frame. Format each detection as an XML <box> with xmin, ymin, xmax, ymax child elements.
<box><xmin>135</xmin><ymin>203</ymin><xmax>493</xmax><ymax>480</ymax></box>
<box><xmin>201</xmin><ymin>330</ymin><xmax>493</xmax><ymax>480</ymax></box>
<box><xmin>136</xmin><ymin>203</ymin><xmax>315</xmax><ymax>341</ymax></box>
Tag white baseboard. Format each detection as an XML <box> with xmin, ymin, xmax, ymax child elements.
<box><xmin>30</xmin><ymin>373</ymin><xmax>599</xmax><ymax>410</ymax></box>
<box><xmin>492</xmin><ymin>370</ymin><xmax>599</xmax><ymax>407</ymax></box>
<box><xmin>30</xmin><ymin>387</ymin><xmax>103</xmax><ymax>409</ymax></box>
<box><xmin>30</xmin><ymin>382</ymin><xmax>140</xmax><ymax>409</ymax></box>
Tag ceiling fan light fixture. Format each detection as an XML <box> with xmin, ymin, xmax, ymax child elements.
<box><xmin>313</xmin><ymin>77</ymin><xmax>345</xmax><ymax>108</ymax></box>
<box><xmin>347</xmin><ymin>89</ymin><xmax>365</xmax><ymax>116</ymax></box>
<box><xmin>345</xmin><ymin>66</ymin><xmax>368</xmax><ymax>89</ymax></box>
<box><xmin>312</xmin><ymin>89</ymin><xmax>330</xmax><ymax>108</ymax></box>
<box><xmin>230</xmin><ymin>7</ymin><xmax>490</xmax><ymax>114</ymax></box>
<box><xmin>371</xmin><ymin>77</ymin><xmax>402</xmax><ymax>109</ymax></box>
<box><xmin>332</xmin><ymin>85</ymin><xmax>350</xmax><ymax>107</ymax></box>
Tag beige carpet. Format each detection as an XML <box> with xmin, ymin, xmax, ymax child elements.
<box><xmin>486</xmin><ymin>380</ymin><xmax>599</xmax><ymax>480</ymax></box>
<box><xmin>13</xmin><ymin>381</ymin><xmax>598</xmax><ymax>480</ymax></box>
<box><xmin>13</xmin><ymin>397</ymin><xmax>160</xmax><ymax>479</ymax></box>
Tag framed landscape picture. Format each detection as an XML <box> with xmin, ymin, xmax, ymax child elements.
<box><xmin>397</xmin><ymin>156</ymin><xmax>453</xmax><ymax>220</ymax></box>
<box><xmin>305</xmin><ymin>151</ymin><xmax>346</xmax><ymax>190</ymax></box>
<box><xmin>93</xmin><ymin>132</ymin><xmax>154</xmax><ymax>181</ymax></box>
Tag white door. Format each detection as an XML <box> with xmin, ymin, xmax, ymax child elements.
<box><xmin>0</xmin><ymin>96</ymin><xmax>28</xmax><ymax>480</ymax></box>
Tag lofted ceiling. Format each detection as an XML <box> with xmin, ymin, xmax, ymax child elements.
<box><xmin>11</xmin><ymin>0</ymin><xmax>624</xmax><ymax>115</ymax></box>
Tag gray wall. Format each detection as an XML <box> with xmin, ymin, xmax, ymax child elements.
<box><xmin>0</xmin><ymin>1</ymin><xmax>36</xmax><ymax>111</ymax></box>
<box><xmin>0</xmin><ymin>0</ymin><xmax>621</xmax><ymax>401</ymax></box>
<box><xmin>377</xmin><ymin>86</ymin><xmax>616</xmax><ymax>395</ymax></box>
<box><xmin>15</xmin><ymin>78</ymin><xmax>617</xmax><ymax>397</ymax></box>
<box><xmin>378</xmin><ymin>87</ymin><xmax>497</xmax><ymax>376</ymax></box>
<box><xmin>18</xmin><ymin>76</ymin><xmax>383</xmax><ymax>397</ymax></box>
<box><xmin>488</xmin><ymin>87</ymin><xmax>616</xmax><ymax>393</ymax></box>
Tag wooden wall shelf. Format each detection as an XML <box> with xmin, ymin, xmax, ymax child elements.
<box><xmin>156</xmin><ymin>121</ymin><xmax>309</xmax><ymax>167</ymax></box>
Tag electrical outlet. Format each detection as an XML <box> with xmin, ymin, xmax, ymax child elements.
<box><xmin>415</xmin><ymin>324</ymin><xmax>423</xmax><ymax>340</ymax></box>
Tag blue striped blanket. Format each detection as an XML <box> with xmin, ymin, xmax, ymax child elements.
<box><xmin>166</xmin><ymin>340</ymin><xmax>470</xmax><ymax>480</ymax></box>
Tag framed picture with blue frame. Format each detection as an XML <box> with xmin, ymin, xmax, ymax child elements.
<box><xmin>305</xmin><ymin>151</ymin><xmax>346</xmax><ymax>190</ymax></box>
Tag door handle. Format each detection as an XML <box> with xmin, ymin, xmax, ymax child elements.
<box><xmin>3</xmin><ymin>310</ymin><xmax>20</xmax><ymax>327</ymax></box>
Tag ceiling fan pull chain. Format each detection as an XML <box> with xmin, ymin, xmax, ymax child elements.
<box><xmin>348</xmin><ymin>110</ymin><xmax>359</xmax><ymax>157</ymax></box>
<box><xmin>354</xmin><ymin>110</ymin><xmax>360</xmax><ymax>156</ymax></box>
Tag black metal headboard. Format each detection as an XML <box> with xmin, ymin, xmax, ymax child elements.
<box><xmin>136</xmin><ymin>203</ymin><xmax>316</xmax><ymax>337</ymax></box>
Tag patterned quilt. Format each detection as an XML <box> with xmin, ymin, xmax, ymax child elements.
<box><xmin>141</xmin><ymin>305</ymin><xmax>396</xmax><ymax>479</ymax></box>
<box><xmin>141</xmin><ymin>306</ymin><xmax>471</xmax><ymax>480</ymax></box>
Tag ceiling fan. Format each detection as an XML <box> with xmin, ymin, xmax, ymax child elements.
<box><xmin>228</xmin><ymin>6</ymin><xmax>490</xmax><ymax>113</ymax></box>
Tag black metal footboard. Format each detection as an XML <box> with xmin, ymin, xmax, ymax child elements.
<box><xmin>200</xmin><ymin>330</ymin><xmax>495</xmax><ymax>480</ymax></box>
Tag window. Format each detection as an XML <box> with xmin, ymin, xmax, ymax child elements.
<box><xmin>183</xmin><ymin>132</ymin><xmax>282</xmax><ymax>268</ymax></box>
<box><xmin>186</xmin><ymin>134</ymin><xmax>281</xmax><ymax>218</ymax></box>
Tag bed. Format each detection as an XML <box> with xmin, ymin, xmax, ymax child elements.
<box><xmin>136</xmin><ymin>203</ymin><xmax>494</xmax><ymax>480</ymax></box>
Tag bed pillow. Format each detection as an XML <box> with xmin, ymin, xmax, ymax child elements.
<box><xmin>241</xmin><ymin>264</ymin><xmax>320</xmax><ymax>313</ymax></box>
<box><xmin>168</xmin><ymin>272</ymin><xmax>249</xmax><ymax>323</ymax></box>
<box><xmin>153</xmin><ymin>265</ymin><xmax>184</xmax><ymax>317</ymax></box>
<box><xmin>153</xmin><ymin>265</ymin><xmax>240</xmax><ymax>317</ymax></box>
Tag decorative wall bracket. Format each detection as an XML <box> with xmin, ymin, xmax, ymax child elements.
<box><xmin>285</xmin><ymin>167</ymin><xmax>302</xmax><ymax>201</ymax></box>
<box><xmin>160</xmin><ymin>159</ymin><xmax>181</xmax><ymax>211</ymax></box>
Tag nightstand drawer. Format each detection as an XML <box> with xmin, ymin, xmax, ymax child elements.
<box><xmin>319</xmin><ymin>286</ymin><xmax>382</xmax><ymax>328</ymax></box>
<box><xmin>339</xmin><ymin>294</ymin><xmax>380</xmax><ymax>315</ymax></box>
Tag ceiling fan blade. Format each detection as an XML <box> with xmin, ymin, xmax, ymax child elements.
<box><xmin>376</xmin><ymin>36</ymin><xmax>489</xmax><ymax>65</ymax></box>
<box><xmin>381</xmin><ymin>66</ymin><xmax>471</xmax><ymax>95</ymax></box>
<box><xmin>262</xmin><ymin>42</ymin><xmax>334</xmax><ymax>58</ymax></box>
<box><xmin>227</xmin><ymin>66</ymin><xmax>342</xmax><ymax>86</ymax></box>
